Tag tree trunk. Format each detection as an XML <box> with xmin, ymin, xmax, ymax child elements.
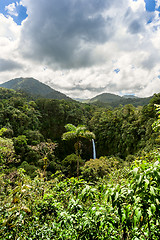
<box><xmin>77</xmin><ymin>155</ymin><xmax>80</xmax><ymax>179</ymax></box>
<box><xmin>75</xmin><ymin>140</ymin><xmax>81</xmax><ymax>179</ymax></box>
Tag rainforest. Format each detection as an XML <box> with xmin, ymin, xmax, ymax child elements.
<box><xmin>0</xmin><ymin>87</ymin><xmax>160</xmax><ymax>239</ymax></box>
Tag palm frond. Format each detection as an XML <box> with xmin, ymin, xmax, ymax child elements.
<box><xmin>76</xmin><ymin>125</ymin><xmax>87</xmax><ymax>135</ymax></box>
<box><xmin>63</xmin><ymin>123</ymin><xmax>95</xmax><ymax>141</ymax></box>
<box><xmin>80</xmin><ymin>131</ymin><xmax>95</xmax><ymax>140</ymax></box>
<box><xmin>65</xmin><ymin>124</ymin><xmax>76</xmax><ymax>132</ymax></box>
<box><xmin>62</xmin><ymin>131</ymin><xmax>77</xmax><ymax>141</ymax></box>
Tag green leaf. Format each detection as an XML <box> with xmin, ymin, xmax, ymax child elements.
<box><xmin>155</xmin><ymin>198</ymin><xmax>160</xmax><ymax>205</ymax></box>
<box><xmin>135</xmin><ymin>208</ymin><xmax>141</xmax><ymax>221</ymax></box>
<box><xmin>115</xmin><ymin>192</ymin><xmax>119</xmax><ymax>201</ymax></box>
<box><xmin>147</xmin><ymin>208</ymin><xmax>152</xmax><ymax>218</ymax></box>
<box><xmin>132</xmin><ymin>167</ymin><xmax>139</xmax><ymax>175</ymax></box>
<box><xmin>122</xmin><ymin>212</ymin><xmax>126</xmax><ymax>223</ymax></box>
<box><xmin>21</xmin><ymin>206</ymin><xmax>31</xmax><ymax>213</ymax></box>
<box><xmin>144</xmin><ymin>179</ymin><xmax>149</xmax><ymax>189</ymax></box>
<box><xmin>150</xmin><ymin>186</ymin><xmax>155</xmax><ymax>195</ymax></box>
<box><xmin>151</xmin><ymin>204</ymin><xmax>156</xmax><ymax>213</ymax></box>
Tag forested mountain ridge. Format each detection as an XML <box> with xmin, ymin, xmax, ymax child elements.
<box><xmin>0</xmin><ymin>77</ymin><xmax>71</xmax><ymax>101</ymax></box>
<box><xmin>0</xmin><ymin>78</ymin><xmax>155</xmax><ymax>108</ymax></box>
<box><xmin>85</xmin><ymin>92</ymin><xmax>153</xmax><ymax>107</ymax></box>
<box><xmin>88</xmin><ymin>92</ymin><xmax>123</xmax><ymax>103</ymax></box>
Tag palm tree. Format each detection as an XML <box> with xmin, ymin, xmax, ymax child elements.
<box><xmin>62</xmin><ymin>124</ymin><xmax>95</xmax><ymax>178</ymax></box>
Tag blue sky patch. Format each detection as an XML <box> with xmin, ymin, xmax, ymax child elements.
<box><xmin>0</xmin><ymin>0</ymin><xmax>28</xmax><ymax>25</ymax></box>
<box><xmin>147</xmin><ymin>15</ymin><xmax>154</xmax><ymax>24</ymax></box>
<box><xmin>114</xmin><ymin>68</ymin><xmax>120</xmax><ymax>74</ymax></box>
<box><xmin>144</xmin><ymin>0</ymin><xmax>156</xmax><ymax>12</ymax></box>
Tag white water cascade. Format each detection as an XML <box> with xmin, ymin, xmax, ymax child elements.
<box><xmin>92</xmin><ymin>139</ymin><xmax>96</xmax><ymax>159</ymax></box>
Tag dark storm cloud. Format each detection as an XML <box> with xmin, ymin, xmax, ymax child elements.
<box><xmin>20</xmin><ymin>0</ymin><xmax>117</xmax><ymax>68</ymax></box>
<box><xmin>0</xmin><ymin>58</ymin><xmax>22</xmax><ymax>72</ymax></box>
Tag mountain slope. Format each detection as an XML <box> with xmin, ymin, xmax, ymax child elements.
<box><xmin>87</xmin><ymin>92</ymin><xmax>153</xmax><ymax>107</ymax></box>
<box><xmin>89</xmin><ymin>93</ymin><xmax>123</xmax><ymax>103</ymax></box>
<box><xmin>0</xmin><ymin>77</ymin><xmax>71</xmax><ymax>100</ymax></box>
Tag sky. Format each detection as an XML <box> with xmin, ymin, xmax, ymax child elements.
<box><xmin>0</xmin><ymin>0</ymin><xmax>160</xmax><ymax>99</ymax></box>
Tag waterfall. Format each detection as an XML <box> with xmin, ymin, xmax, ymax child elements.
<box><xmin>92</xmin><ymin>139</ymin><xmax>96</xmax><ymax>159</ymax></box>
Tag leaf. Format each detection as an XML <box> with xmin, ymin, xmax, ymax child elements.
<box><xmin>122</xmin><ymin>212</ymin><xmax>126</xmax><ymax>223</ymax></box>
<box><xmin>13</xmin><ymin>196</ymin><xmax>19</xmax><ymax>203</ymax></box>
<box><xmin>132</xmin><ymin>167</ymin><xmax>139</xmax><ymax>175</ymax></box>
<box><xmin>115</xmin><ymin>192</ymin><xmax>119</xmax><ymax>201</ymax></box>
<box><xmin>147</xmin><ymin>208</ymin><xmax>152</xmax><ymax>218</ymax></box>
<box><xmin>150</xmin><ymin>186</ymin><xmax>155</xmax><ymax>195</ymax></box>
<box><xmin>154</xmin><ymin>161</ymin><xmax>160</xmax><ymax>167</ymax></box>
<box><xmin>65</xmin><ymin>124</ymin><xmax>77</xmax><ymax>132</ymax></box>
<box><xmin>137</xmin><ymin>174</ymin><xmax>142</xmax><ymax>185</ymax></box>
<box><xmin>151</xmin><ymin>204</ymin><xmax>156</xmax><ymax>213</ymax></box>
<box><xmin>135</xmin><ymin>196</ymin><xmax>141</xmax><ymax>203</ymax></box>
<box><xmin>155</xmin><ymin>198</ymin><xmax>160</xmax><ymax>205</ymax></box>
<box><xmin>21</xmin><ymin>206</ymin><xmax>31</xmax><ymax>213</ymax></box>
<box><xmin>135</xmin><ymin>208</ymin><xmax>141</xmax><ymax>221</ymax></box>
<box><xmin>144</xmin><ymin>179</ymin><xmax>149</xmax><ymax>189</ymax></box>
<box><xmin>8</xmin><ymin>206</ymin><xmax>19</xmax><ymax>212</ymax></box>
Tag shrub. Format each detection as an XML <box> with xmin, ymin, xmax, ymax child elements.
<box><xmin>62</xmin><ymin>154</ymin><xmax>83</xmax><ymax>177</ymax></box>
<box><xmin>81</xmin><ymin>156</ymin><xmax>120</xmax><ymax>181</ymax></box>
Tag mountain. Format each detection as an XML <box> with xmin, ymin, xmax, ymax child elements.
<box><xmin>0</xmin><ymin>77</ymin><xmax>71</xmax><ymax>101</ymax></box>
<box><xmin>87</xmin><ymin>92</ymin><xmax>153</xmax><ymax>108</ymax></box>
<box><xmin>88</xmin><ymin>93</ymin><xmax>123</xmax><ymax>103</ymax></box>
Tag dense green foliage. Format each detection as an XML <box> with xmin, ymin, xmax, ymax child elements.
<box><xmin>0</xmin><ymin>87</ymin><xmax>160</xmax><ymax>239</ymax></box>
<box><xmin>0</xmin><ymin>152</ymin><xmax>159</xmax><ymax>239</ymax></box>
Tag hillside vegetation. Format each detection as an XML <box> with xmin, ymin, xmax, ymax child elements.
<box><xmin>0</xmin><ymin>87</ymin><xmax>160</xmax><ymax>239</ymax></box>
<box><xmin>0</xmin><ymin>78</ymin><xmax>71</xmax><ymax>100</ymax></box>
<box><xmin>86</xmin><ymin>92</ymin><xmax>153</xmax><ymax>108</ymax></box>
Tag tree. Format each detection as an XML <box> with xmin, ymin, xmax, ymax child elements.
<box><xmin>62</xmin><ymin>124</ymin><xmax>95</xmax><ymax>178</ymax></box>
<box><xmin>152</xmin><ymin>104</ymin><xmax>160</xmax><ymax>145</ymax></box>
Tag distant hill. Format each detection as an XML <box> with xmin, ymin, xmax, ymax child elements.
<box><xmin>0</xmin><ymin>77</ymin><xmax>71</xmax><ymax>101</ymax></box>
<box><xmin>88</xmin><ymin>93</ymin><xmax>123</xmax><ymax>103</ymax></box>
<box><xmin>86</xmin><ymin>92</ymin><xmax>153</xmax><ymax>108</ymax></box>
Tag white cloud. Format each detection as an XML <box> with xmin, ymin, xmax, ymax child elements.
<box><xmin>0</xmin><ymin>0</ymin><xmax>160</xmax><ymax>99</ymax></box>
<box><xmin>0</xmin><ymin>14</ymin><xmax>20</xmax><ymax>60</ymax></box>
<box><xmin>5</xmin><ymin>3</ymin><xmax>18</xmax><ymax>17</ymax></box>
<box><xmin>156</xmin><ymin>0</ymin><xmax>160</xmax><ymax>9</ymax></box>
<box><xmin>0</xmin><ymin>14</ymin><xmax>24</xmax><ymax>81</ymax></box>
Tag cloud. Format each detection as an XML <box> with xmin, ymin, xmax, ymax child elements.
<box><xmin>20</xmin><ymin>0</ymin><xmax>120</xmax><ymax>68</ymax></box>
<box><xmin>5</xmin><ymin>3</ymin><xmax>18</xmax><ymax>17</ymax></box>
<box><xmin>19</xmin><ymin>0</ymin><xmax>159</xmax><ymax>70</ymax></box>
<box><xmin>0</xmin><ymin>58</ymin><xmax>22</xmax><ymax>72</ymax></box>
<box><xmin>0</xmin><ymin>14</ymin><xmax>25</xmax><ymax>80</ymax></box>
<box><xmin>0</xmin><ymin>0</ymin><xmax>160</xmax><ymax>99</ymax></box>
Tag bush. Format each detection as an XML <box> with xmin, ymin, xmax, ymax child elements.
<box><xmin>81</xmin><ymin>156</ymin><xmax>120</xmax><ymax>181</ymax></box>
<box><xmin>19</xmin><ymin>161</ymin><xmax>38</xmax><ymax>178</ymax></box>
<box><xmin>24</xmin><ymin>130</ymin><xmax>44</xmax><ymax>145</ymax></box>
<box><xmin>62</xmin><ymin>154</ymin><xmax>83</xmax><ymax>177</ymax></box>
